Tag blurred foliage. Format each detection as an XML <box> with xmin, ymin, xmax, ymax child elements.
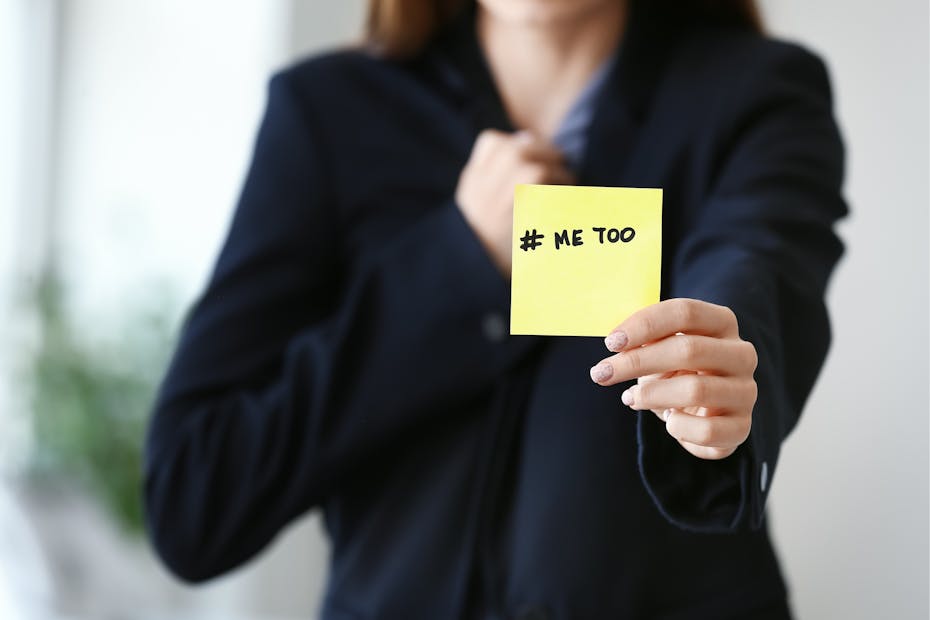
<box><xmin>27</xmin><ymin>269</ymin><xmax>177</xmax><ymax>535</ymax></box>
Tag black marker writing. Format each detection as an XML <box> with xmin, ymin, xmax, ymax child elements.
<box><xmin>519</xmin><ymin>229</ymin><xmax>545</xmax><ymax>251</ymax></box>
<box><xmin>554</xmin><ymin>229</ymin><xmax>584</xmax><ymax>249</ymax></box>
<box><xmin>592</xmin><ymin>226</ymin><xmax>636</xmax><ymax>244</ymax></box>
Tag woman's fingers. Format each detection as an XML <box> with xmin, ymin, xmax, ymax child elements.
<box><xmin>620</xmin><ymin>374</ymin><xmax>757</xmax><ymax>412</ymax></box>
<box><xmin>590</xmin><ymin>335</ymin><xmax>756</xmax><ymax>386</ymax></box>
<box><xmin>514</xmin><ymin>160</ymin><xmax>575</xmax><ymax>186</ymax></box>
<box><xmin>544</xmin><ymin>164</ymin><xmax>576</xmax><ymax>186</ymax></box>
<box><xmin>642</xmin><ymin>405</ymin><xmax>744</xmax><ymax>457</ymax></box>
<box><xmin>455</xmin><ymin>128</ymin><xmax>572</xmax><ymax>277</ymax></box>
<box><xmin>588</xmin><ymin>298</ymin><xmax>757</xmax><ymax>461</ymax></box>
<box><xmin>664</xmin><ymin>407</ymin><xmax>751</xmax><ymax>451</ymax></box>
<box><xmin>513</xmin><ymin>131</ymin><xmax>568</xmax><ymax>165</ymax></box>
<box><xmin>677</xmin><ymin>440</ymin><xmax>737</xmax><ymax>460</ymax></box>
<box><xmin>604</xmin><ymin>298</ymin><xmax>740</xmax><ymax>352</ymax></box>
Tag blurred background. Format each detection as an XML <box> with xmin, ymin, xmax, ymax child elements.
<box><xmin>1</xmin><ymin>1</ymin><xmax>926</xmax><ymax>618</ymax></box>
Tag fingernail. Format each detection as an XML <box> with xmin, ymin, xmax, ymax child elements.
<box><xmin>621</xmin><ymin>388</ymin><xmax>634</xmax><ymax>406</ymax></box>
<box><xmin>590</xmin><ymin>363</ymin><xmax>613</xmax><ymax>383</ymax></box>
<box><xmin>663</xmin><ymin>408</ymin><xmax>671</xmax><ymax>422</ymax></box>
<box><xmin>604</xmin><ymin>330</ymin><xmax>628</xmax><ymax>352</ymax></box>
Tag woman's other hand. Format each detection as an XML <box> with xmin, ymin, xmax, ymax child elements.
<box><xmin>589</xmin><ymin>299</ymin><xmax>758</xmax><ymax>461</ymax></box>
<box><xmin>455</xmin><ymin>129</ymin><xmax>573</xmax><ymax>277</ymax></box>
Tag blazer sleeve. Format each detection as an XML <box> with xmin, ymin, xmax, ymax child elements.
<box><xmin>143</xmin><ymin>70</ymin><xmax>536</xmax><ymax>582</ymax></box>
<box><xmin>636</xmin><ymin>43</ymin><xmax>847</xmax><ymax>532</ymax></box>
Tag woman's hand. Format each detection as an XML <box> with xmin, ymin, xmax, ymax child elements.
<box><xmin>589</xmin><ymin>298</ymin><xmax>758</xmax><ymax>460</ymax></box>
<box><xmin>455</xmin><ymin>129</ymin><xmax>573</xmax><ymax>277</ymax></box>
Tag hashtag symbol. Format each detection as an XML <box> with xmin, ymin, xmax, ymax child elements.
<box><xmin>519</xmin><ymin>229</ymin><xmax>545</xmax><ymax>251</ymax></box>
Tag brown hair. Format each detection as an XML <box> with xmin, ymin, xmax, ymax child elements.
<box><xmin>365</xmin><ymin>0</ymin><xmax>763</xmax><ymax>58</ymax></box>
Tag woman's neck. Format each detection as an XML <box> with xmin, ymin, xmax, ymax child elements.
<box><xmin>477</xmin><ymin>1</ymin><xmax>627</xmax><ymax>138</ymax></box>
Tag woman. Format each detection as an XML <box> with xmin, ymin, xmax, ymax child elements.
<box><xmin>144</xmin><ymin>0</ymin><xmax>846</xmax><ymax>617</ymax></box>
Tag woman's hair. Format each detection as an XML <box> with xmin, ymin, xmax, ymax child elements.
<box><xmin>365</xmin><ymin>0</ymin><xmax>763</xmax><ymax>58</ymax></box>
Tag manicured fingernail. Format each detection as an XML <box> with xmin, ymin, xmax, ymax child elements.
<box><xmin>590</xmin><ymin>363</ymin><xmax>613</xmax><ymax>383</ymax></box>
<box><xmin>621</xmin><ymin>388</ymin><xmax>634</xmax><ymax>406</ymax></box>
<box><xmin>604</xmin><ymin>330</ymin><xmax>628</xmax><ymax>352</ymax></box>
<box><xmin>663</xmin><ymin>408</ymin><xmax>671</xmax><ymax>422</ymax></box>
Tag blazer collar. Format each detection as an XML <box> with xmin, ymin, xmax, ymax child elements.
<box><xmin>424</xmin><ymin>0</ymin><xmax>686</xmax><ymax>184</ymax></box>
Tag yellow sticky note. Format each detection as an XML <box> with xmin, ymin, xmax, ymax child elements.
<box><xmin>510</xmin><ymin>184</ymin><xmax>662</xmax><ymax>337</ymax></box>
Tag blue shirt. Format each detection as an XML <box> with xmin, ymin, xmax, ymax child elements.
<box><xmin>552</xmin><ymin>50</ymin><xmax>618</xmax><ymax>171</ymax></box>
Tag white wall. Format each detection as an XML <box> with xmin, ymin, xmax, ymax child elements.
<box><xmin>760</xmin><ymin>1</ymin><xmax>929</xmax><ymax>618</ymax></box>
<box><xmin>0</xmin><ymin>0</ymin><xmax>58</xmax><ymax>475</ymax></box>
<box><xmin>54</xmin><ymin>0</ymin><xmax>290</xmax><ymax>330</ymax></box>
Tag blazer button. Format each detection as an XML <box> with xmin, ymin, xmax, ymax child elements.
<box><xmin>482</xmin><ymin>312</ymin><xmax>507</xmax><ymax>342</ymax></box>
<box><xmin>514</xmin><ymin>605</ymin><xmax>549</xmax><ymax>620</ymax></box>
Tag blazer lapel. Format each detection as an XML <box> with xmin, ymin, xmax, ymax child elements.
<box><xmin>579</xmin><ymin>0</ymin><xmax>686</xmax><ymax>188</ymax></box>
<box><xmin>426</xmin><ymin>0</ymin><xmax>685</xmax><ymax>185</ymax></box>
<box><xmin>426</xmin><ymin>4</ymin><xmax>515</xmax><ymax>137</ymax></box>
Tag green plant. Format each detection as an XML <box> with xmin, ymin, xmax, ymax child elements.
<box><xmin>28</xmin><ymin>269</ymin><xmax>177</xmax><ymax>534</ymax></box>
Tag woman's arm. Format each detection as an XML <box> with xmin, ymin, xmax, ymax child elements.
<box><xmin>144</xmin><ymin>70</ymin><xmax>540</xmax><ymax>582</ymax></box>
<box><xmin>590</xmin><ymin>41</ymin><xmax>846</xmax><ymax>531</ymax></box>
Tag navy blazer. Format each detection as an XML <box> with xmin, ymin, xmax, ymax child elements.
<box><xmin>145</xmin><ymin>2</ymin><xmax>846</xmax><ymax>618</ymax></box>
